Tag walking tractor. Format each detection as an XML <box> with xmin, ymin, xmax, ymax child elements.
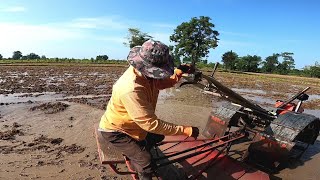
<box><xmin>94</xmin><ymin>64</ymin><xmax>320</xmax><ymax>180</ymax></box>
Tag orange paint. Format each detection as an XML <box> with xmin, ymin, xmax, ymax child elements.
<box><xmin>211</xmin><ymin>116</ymin><xmax>226</xmax><ymax>125</ymax></box>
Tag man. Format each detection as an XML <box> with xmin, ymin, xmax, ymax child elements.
<box><xmin>99</xmin><ymin>39</ymin><xmax>199</xmax><ymax>179</ymax></box>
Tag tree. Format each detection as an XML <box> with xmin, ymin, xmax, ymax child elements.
<box><xmin>41</xmin><ymin>55</ymin><xmax>47</xmax><ymax>59</ymax></box>
<box><xmin>303</xmin><ymin>61</ymin><xmax>320</xmax><ymax>78</ymax></box>
<box><xmin>169</xmin><ymin>45</ymin><xmax>181</xmax><ymax>66</ymax></box>
<box><xmin>12</xmin><ymin>51</ymin><xmax>22</xmax><ymax>60</ymax></box>
<box><xmin>234</xmin><ymin>58</ymin><xmax>247</xmax><ymax>71</ymax></box>
<box><xmin>26</xmin><ymin>53</ymin><xmax>40</xmax><ymax>60</ymax></box>
<box><xmin>21</xmin><ymin>56</ymin><xmax>28</xmax><ymax>60</ymax></box>
<box><xmin>170</xmin><ymin>16</ymin><xmax>219</xmax><ymax>65</ymax></box>
<box><xmin>182</xmin><ymin>56</ymin><xmax>192</xmax><ymax>63</ymax></box>
<box><xmin>222</xmin><ymin>50</ymin><xmax>238</xmax><ymax>70</ymax></box>
<box><xmin>276</xmin><ymin>52</ymin><xmax>295</xmax><ymax>74</ymax></box>
<box><xmin>202</xmin><ymin>59</ymin><xmax>208</xmax><ymax>64</ymax></box>
<box><xmin>96</xmin><ymin>55</ymin><xmax>109</xmax><ymax>61</ymax></box>
<box><xmin>308</xmin><ymin>65</ymin><xmax>320</xmax><ymax>78</ymax></box>
<box><xmin>261</xmin><ymin>54</ymin><xmax>280</xmax><ymax>73</ymax></box>
<box><xmin>0</xmin><ymin>54</ymin><xmax>2</xmax><ymax>60</ymax></box>
<box><xmin>235</xmin><ymin>55</ymin><xmax>262</xmax><ymax>72</ymax></box>
<box><xmin>124</xmin><ymin>28</ymin><xmax>153</xmax><ymax>48</ymax></box>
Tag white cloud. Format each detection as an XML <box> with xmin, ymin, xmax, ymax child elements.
<box><xmin>97</xmin><ymin>36</ymin><xmax>126</xmax><ymax>44</ymax></box>
<box><xmin>0</xmin><ymin>22</ymin><xmax>86</xmax><ymax>57</ymax></box>
<box><xmin>149</xmin><ymin>32</ymin><xmax>172</xmax><ymax>45</ymax></box>
<box><xmin>0</xmin><ymin>16</ymin><xmax>179</xmax><ymax>59</ymax></box>
<box><xmin>0</xmin><ymin>22</ymin><xmax>84</xmax><ymax>42</ymax></box>
<box><xmin>1</xmin><ymin>6</ymin><xmax>26</xmax><ymax>12</ymax></box>
<box><xmin>0</xmin><ymin>21</ymin><xmax>130</xmax><ymax>58</ymax></box>
<box><xmin>68</xmin><ymin>17</ymin><xmax>129</xmax><ymax>29</ymax></box>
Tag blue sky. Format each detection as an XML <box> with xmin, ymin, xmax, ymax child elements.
<box><xmin>0</xmin><ymin>0</ymin><xmax>319</xmax><ymax>69</ymax></box>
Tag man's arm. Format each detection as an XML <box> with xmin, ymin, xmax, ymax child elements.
<box><xmin>120</xmin><ymin>88</ymin><xmax>192</xmax><ymax>136</ymax></box>
<box><xmin>154</xmin><ymin>69</ymin><xmax>184</xmax><ymax>90</ymax></box>
<box><xmin>154</xmin><ymin>64</ymin><xmax>194</xmax><ymax>90</ymax></box>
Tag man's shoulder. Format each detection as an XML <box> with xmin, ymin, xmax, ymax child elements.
<box><xmin>114</xmin><ymin>76</ymin><xmax>134</xmax><ymax>93</ymax></box>
<box><xmin>116</xmin><ymin>78</ymin><xmax>146</xmax><ymax>92</ymax></box>
<box><xmin>114</xmin><ymin>72</ymin><xmax>145</xmax><ymax>95</ymax></box>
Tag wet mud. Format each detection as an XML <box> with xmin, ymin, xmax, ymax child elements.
<box><xmin>0</xmin><ymin>65</ymin><xmax>319</xmax><ymax>180</ymax></box>
<box><xmin>0</xmin><ymin>65</ymin><xmax>125</xmax><ymax>96</ymax></box>
<box><xmin>1</xmin><ymin>65</ymin><xmax>319</xmax><ymax>111</ymax></box>
<box><xmin>30</xmin><ymin>102</ymin><xmax>69</xmax><ymax>114</ymax></box>
<box><xmin>0</xmin><ymin>122</ymin><xmax>23</xmax><ymax>140</ymax></box>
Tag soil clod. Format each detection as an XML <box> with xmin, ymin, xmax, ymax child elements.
<box><xmin>30</xmin><ymin>102</ymin><xmax>69</xmax><ymax>114</ymax></box>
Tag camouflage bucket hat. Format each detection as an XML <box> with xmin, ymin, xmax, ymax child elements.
<box><xmin>127</xmin><ymin>39</ymin><xmax>174</xmax><ymax>79</ymax></box>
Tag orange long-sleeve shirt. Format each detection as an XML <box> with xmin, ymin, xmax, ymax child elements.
<box><xmin>99</xmin><ymin>66</ymin><xmax>192</xmax><ymax>140</ymax></box>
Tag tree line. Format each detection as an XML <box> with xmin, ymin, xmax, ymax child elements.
<box><xmin>222</xmin><ymin>51</ymin><xmax>295</xmax><ymax>74</ymax></box>
<box><xmin>0</xmin><ymin>51</ymin><xmax>110</xmax><ymax>61</ymax></box>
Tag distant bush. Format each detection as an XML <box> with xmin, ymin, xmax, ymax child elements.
<box><xmin>303</xmin><ymin>64</ymin><xmax>320</xmax><ymax>78</ymax></box>
<box><xmin>196</xmin><ymin>62</ymin><xmax>216</xmax><ymax>69</ymax></box>
<box><xmin>96</xmin><ymin>55</ymin><xmax>109</xmax><ymax>61</ymax></box>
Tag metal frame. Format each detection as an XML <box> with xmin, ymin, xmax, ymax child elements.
<box><xmin>152</xmin><ymin>131</ymin><xmax>246</xmax><ymax>180</ymax></box>
<box><xmin>96</xmin><ymin>128</ymin><xmax>248</xmax><ymax>179</ymax></box>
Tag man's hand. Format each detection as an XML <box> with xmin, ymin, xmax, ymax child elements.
<box><xmin>190</xmin><ymin>127</ymin><xmax>199</xmax><ymax>139</ymax></box>
<box><xmin>177</xmin><ymin>64</ymin><xmax>195</xmax><ymax>74</ymax></box>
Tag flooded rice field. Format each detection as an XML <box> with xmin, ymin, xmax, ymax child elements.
<box><xmin>0</xmin><ymin>64</ymin><xmax>319</xmax><ymax>180</ymax></box>
<box><xmin>1</xmin><ymin>65</ymin><xmax>319</xmax><ymax>112</ymax></box>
